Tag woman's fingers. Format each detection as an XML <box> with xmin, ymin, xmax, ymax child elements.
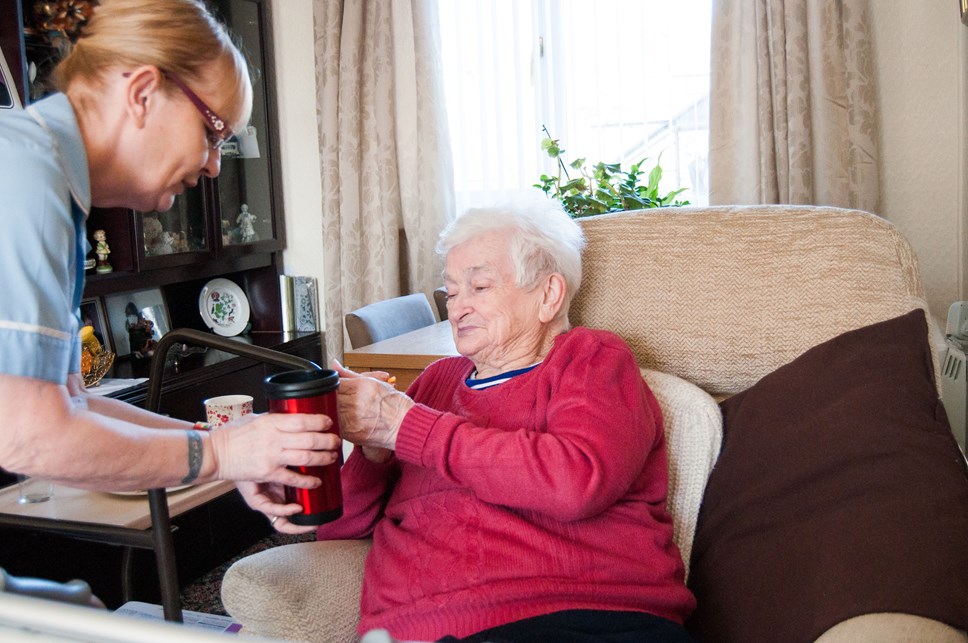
<box><xmin>210</xmin><ymin>413</ymin><xmax>340</xmax><ymax>483</ymax></box>
<box><xmin>269</xmin><ymin>515</ymin><xmax>318</xmax><ymax>535</ymax></box>
<box><xmin>236</xmin><ymin>482</ymin><xmax>322</xmax><ymax>535</ymax></box>
<box><xmin>331</xmin><ymin>359</ymin><xmax>357</xmax><ymax>378</ymax></box>
<box><xmin>332</xmin><ymin>358</ymin><xmax>393</xmax><ymax>383</ymax></box>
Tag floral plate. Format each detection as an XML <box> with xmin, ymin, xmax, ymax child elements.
<box><xmin>198</xmin><ymin>278</ymin><xmax>250</xmax><ymax>337</ymax></box>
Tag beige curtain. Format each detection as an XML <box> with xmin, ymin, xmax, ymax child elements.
<box><xmin>709</xmin><ymin>0</ymin><xmax>879</xmax><ymax>211</ymax></box>
<box><xmin>313</xmin><ymin>0</ymin><xmax>455</xmax><ymax>361</ymax></box>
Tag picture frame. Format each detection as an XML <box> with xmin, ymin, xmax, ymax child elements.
<box><xmin>0</xmin><ymin>43</ymin><xmax>21</xmax><ymax>110</ymax></box>
<box><xmin>104</xmin><ymin>288</ymin><xmax>171</xmax><ymax>358</ymax></box>
<box><xmin>962</xmin><ymin>0</ymin><xmax>968</xmax><ymax>26</ymax></box>
<box><xmin>292</xmin><ymin>276</ymin><xmax>320</xmax><ymax>333</ymax></box>
<box><xmin>79</xmin><ymin>297</ymin><xmax>112</xmax><ymax>354</ymax></box>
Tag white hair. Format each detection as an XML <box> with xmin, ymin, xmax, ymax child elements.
<box><xmin>436</xmin><ymin>198</ymin><xmax>586</xmax><ymax>309</ymax></box>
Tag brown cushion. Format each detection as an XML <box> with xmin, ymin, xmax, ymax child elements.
<box><xmin>686</xmin><ymin>309</ymin><xmax>968</xmax><ymax>643</ymax></box>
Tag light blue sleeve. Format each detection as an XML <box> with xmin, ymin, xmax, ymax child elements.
<box><xmin>0</xmin><ymin>117</ymin><xmax>78</xmax><ymax>383</ymax></box>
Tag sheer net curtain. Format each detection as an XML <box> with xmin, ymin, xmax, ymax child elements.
<box><xmin>709</xmin><ymin>0</ymin><xmax>879</xmax><ymax>211</ymax></box>
<box><xmin>313</xmin><ymin>0</ymin><xmax>455</xmax><ymax>362</ymax></box>
<box><xmin>439</xmin><ymin>0</ymin><xmax>712</xmax><ymax>214</ymax></box>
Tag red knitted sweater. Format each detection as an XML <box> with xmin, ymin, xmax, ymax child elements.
<box><xmin>318</xmin><ymin>327</ymin><xmax>695</xmax><ymax>640</ymax></box>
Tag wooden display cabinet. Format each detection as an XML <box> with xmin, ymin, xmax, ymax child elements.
<box><xmin>4</xmin><ymin>0</ymin><xmax>290</xmax><ymax>347</ymax></box>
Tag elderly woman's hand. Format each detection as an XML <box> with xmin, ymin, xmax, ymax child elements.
<box><xmin>235</xmin><ymin>481</ymin><xmax>318</xmax><ymax>535</ymax></box>
<box><xmin>332</xmin><ymin>360</ymin><xmax>414</xmax><ymax>462</ymax></box>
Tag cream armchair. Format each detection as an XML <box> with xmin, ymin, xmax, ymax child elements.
<box><xmin>222</xmin><ymin>205</ymin><xmax>967</xmax><ymax>643</ymax></box>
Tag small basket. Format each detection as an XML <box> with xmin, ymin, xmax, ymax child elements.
<box><xmin>84</xmin><ymin>351</ymin><xmax>115</xmax><ymax>388</ymax></box>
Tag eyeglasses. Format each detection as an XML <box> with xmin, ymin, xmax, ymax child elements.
<box><xmin>123</xmin><ymin>70</ymin><xmax>234</xmax><ymax>150</ymax></box>
<box><xmin>163</xmin><ymin>72</ymin><xmax>234</xmax><ymax>150</ymax></box>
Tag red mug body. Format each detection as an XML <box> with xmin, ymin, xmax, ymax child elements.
<box><xmin>264</xmin><ymin>369</ymin><xmax>342</xmax><ymax>526</ymax></box>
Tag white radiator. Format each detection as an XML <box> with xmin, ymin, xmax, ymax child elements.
<box><xmin>941</xmin><ymin>302</ymin><xmax>968</xmax><ymax>452</ymax></box>
<box><xmin>941</xmin><ymin>339</ymin><xmax>967</xmax><ymax>452</ymax></box>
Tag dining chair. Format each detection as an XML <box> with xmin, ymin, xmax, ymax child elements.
<box><xmin>344</xmin><ymin>293</ymin><xmax>437</xmax><ymax>349</ymax></box>
<box><xmin>433</xmin><ymin>287</ymin><xmax>448</xmax><ymax>321</ymax></box>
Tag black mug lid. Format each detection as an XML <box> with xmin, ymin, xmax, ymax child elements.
<box><xmin>263</xmin><ymin>369</ymin><xmax>339</xmax><ymax>399</ymax></box>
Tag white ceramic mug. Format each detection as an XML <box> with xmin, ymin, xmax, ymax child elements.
<box><xmin>203</xmin><ymin>394</ymin><xmax>254</xmax><ymax>428</ymax></box>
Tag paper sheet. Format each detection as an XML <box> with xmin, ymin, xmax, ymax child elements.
<box><xmin>86</xmin><ymin>377</ymin><xmax>149</xmax><ymax>396</ymax></box>
<box><xmin>115</xmin><ymin>601</ymin><xmax>242</xmax><ymax>633</ymax></box>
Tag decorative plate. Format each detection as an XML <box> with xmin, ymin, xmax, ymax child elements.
<box><xmin>198</xmin><ymin>278</ymin><xmax>250</xmax><ymax>337</ymax></box>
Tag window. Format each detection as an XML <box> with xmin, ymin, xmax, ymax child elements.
<box><xmin>439</xmin><ymin>0</ymin><xmax>711</xmax><ymax>214</ymax></box>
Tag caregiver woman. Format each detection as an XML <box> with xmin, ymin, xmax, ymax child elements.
<box><xmin>0</xmin><ymin>0</ymin><xmax>337</xmax><ymax>524</ymax></box>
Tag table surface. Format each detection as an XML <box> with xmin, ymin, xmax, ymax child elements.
<box><xmin>342</xmin><ymin>321</ymin><xmax>460</xmax><ymax>390</ymax></box>
<box><xmin>343</xmin><ymin>320</ymin><xmax>459</xmax><ymax>369</ymax></box>
<box><xmin>0</xmin><ymin>481</ymin><xmax>235</xmax><ymax>531</ymax></box>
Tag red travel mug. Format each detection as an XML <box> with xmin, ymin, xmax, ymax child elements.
<box><xmin>263</xmin><ymin>369</ymin><xmax>343</xmax><ymax>526</ymax></box>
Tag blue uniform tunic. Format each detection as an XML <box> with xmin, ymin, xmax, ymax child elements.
<box><xmin>0</xmin><ymin>93</ymin><xmax>91</xmax><ymax>383</ymax></box>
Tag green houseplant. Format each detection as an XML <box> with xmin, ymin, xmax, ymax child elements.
<box><xmin>534</xmin><ymin>129</ymin><xmax>689</xmax><ymax>218</ymax></box>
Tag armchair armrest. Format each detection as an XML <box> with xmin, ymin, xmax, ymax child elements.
<box><xmin>816</xmin><ymin>614</ymin><xmax>967</xmax><ymax>643</ymax></box>
<box><xmin>221</xmin><ymin>539</ymin><xmax>371</xmax><ymax>643</ymax></box>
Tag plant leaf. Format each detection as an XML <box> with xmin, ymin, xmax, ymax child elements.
<box><xmin>534</xmin><ymin>136</ymin><xmax>687</xmax><ymax>218</ymax></box>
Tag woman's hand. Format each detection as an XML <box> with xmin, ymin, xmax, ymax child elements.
<box><xmin>208</xmin><ymin>412</ymin><xmax>341</xmax><ymax>486</ymax></box>
<box><xmin>332</xmin><ymin>360</ymin><xmax>413</xmax><ymax>460</ymax></box>
<box><xmin>236</xmin><ymin>481</ymin><xmax>318</xmax><ymax>535</ymax></box>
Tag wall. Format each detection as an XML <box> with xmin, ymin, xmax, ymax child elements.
<box><xmin>871</xmin><ymin>0</ymin><xmax>966</xmax><ymax>327</ymax></box>
<box><xmin>269</xmin><ymin>0</ymin><xmax>326</xmax><ymax>338</ymax></box>
<box><xmin>270</xmin><ymin>0</ymin><xmax>968</xmax><ymax>332</ymax></box>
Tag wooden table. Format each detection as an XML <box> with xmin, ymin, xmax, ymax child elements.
<box><xmin>0</xmin><ymin>330</ymin><xmax>324</xmax><ymax>621</ymax></box>
<box><xmin>0</xmin><ymin>480</ymin><xmax>235</xmax><ymax>611</ymax></box>
<box><xmin>343</xmin><ymin>321</ymin><xmax>460</xmax><ymax>390</ymax></box>
<box><xmin>0</xmin><ymin>481</ymin><xmax>234</xmax><ymax>531</ymax></box>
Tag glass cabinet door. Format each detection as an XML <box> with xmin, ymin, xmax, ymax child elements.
<box><xmin>217</xmin><ymin>149</ymin><xmax>274</xmax><ymax>247</ymax></box>
<box><xmin>215</xmin><ymin>0</ymin><xmax>278</xmax><ymax>251</ymax></box>
<box><xmin>137</xmin><ymin>186</ymin><xmax>210</xmax><ymax>267</ymax></box>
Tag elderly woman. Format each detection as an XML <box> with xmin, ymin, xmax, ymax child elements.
<box><xmin>0</xmin><ymin>0</ymin><xmax>337</xmax><ymax>508</ymax></box>
<box><xmin>317</xmin><ymin>201</ymin><xmax>696</xmax><ymax>643</ymax></box>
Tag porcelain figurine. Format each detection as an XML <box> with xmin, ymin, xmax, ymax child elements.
<box><xmin>236</xmin><ymin>204</ymin><xmax>257</xmax><ymax>243</ymax></box>
<box><xmin>93</xmin><ymin>229</ymin><xmax>112</xmax><ymax>273</ymax></box>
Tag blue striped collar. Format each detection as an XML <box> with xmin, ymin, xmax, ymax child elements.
<box><xmin>466</xmin><ymin>362</ymin><xmax>541</xmax><ymax>390</ymax></box>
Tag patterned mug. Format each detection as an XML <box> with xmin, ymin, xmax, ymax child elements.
<box><xmin>203</xmin><ymin>394</ymin><xmax>254</xmax><ymax>427</ymax></box>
